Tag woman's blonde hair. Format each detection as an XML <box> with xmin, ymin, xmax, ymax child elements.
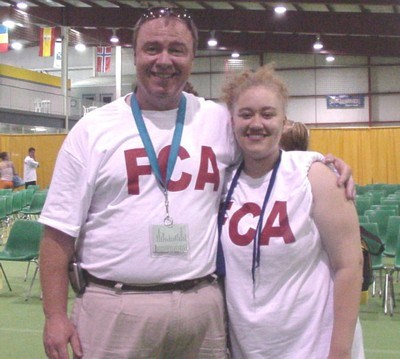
<box><xmin>220</xmin><ymin>63</ymin><xmax>289</xmax><ymax>114</ymax></box>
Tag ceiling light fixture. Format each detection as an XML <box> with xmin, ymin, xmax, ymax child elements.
<box><xmin>16</xmin><ymin>2</ymin><xmax>28</xmax><ymax>10</ymax></box>
<box><xmin>2</xmin><ymin>20</ymin><xmax>15</xmax><ymax>29</ymax></box>
<box><xmin>231</xmin><ymin>51</ymin><xmax>240</xmax><ymax>58</ymax></box>
<box><xmin>313</xmin><ymin>34</ymin><xmax>323</xmax><ymax>51</ymax></box>
<box><xmin>274</xmin><ymin>6</ymin><xmax>287</xmax><ymax>14</ymax></box>
<box><xmin>110</xmin><ymin>29</ymin><xmax>119</xmax><ymax>44</ymax></box>
<box><xmin>75</xmin><ymin>43</ymin><xmax>86</xmax><ymax>52</ymax></box>
<box><xmin>207</xmin><ymin>31</ymin><xmax>217</xmax><ymax>47</ymax></box>
<box><xmin>326</xmin><ymin>55</ymin><xmax>335</xmax><ymax>62</ymax></box>
<box><xmin>11</xmin><ymin>41</ymin><xmax>23</xmax><ymax>50</ymax></box>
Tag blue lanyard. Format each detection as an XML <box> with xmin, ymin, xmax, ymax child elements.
<box><xmin>217</xmin><ymin>150</ymin><xmax>282</xmax><ymax>281</ymax></box>
<box><xmin>130</xmin><ymin>94</ymin><xmax>186</xmax><ymax>225</ymax></box>
<box><xmin>130</xmin><ymin>94</ymin><xmax>186</xmax><ymax>189</ymax></box>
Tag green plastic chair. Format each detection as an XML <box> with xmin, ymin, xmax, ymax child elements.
<box><xmin>26</xmin><ymin>184</ymin><xmax>40</xmax><ymax>192</ymax></box>
<box><xmin>0</xmin><ymin>196</ymin><xmax>9</xmax><ymax>242</ymax></box>
<box><xmin>381</xmin><ymin>198</ymin><xmax>400</xmax><ymax>208</ymax></box>
<box><xmin>355</xmin><ymin>184</ymin><xmax>369</xmax><ymax>195</ymax></box>
<box><xmin>0</xmin><ymin>220</ymin><xmax>44</xmax><ymax>300</ymax></box>
<box><xmin>365</xmin><ymin>209</ymin><xmax>397</xmax><ymax>242</ymax></box>
<box><xmin>355</xmin><ymin>197</ymin><xmax>372</xmax><ymax>215</ymax></box>
<box><xmin>383</xmin><ymin>216</ymin><xmax>400</xmax><ymax>257</ymax></box>
<box><xmin>383</xmin><ymin>227</ymin><xmax>400</xmax><ymax>316</ymax></box>
<box><xmin>387</xmin><ymin>193</ymin><xmax>400</xmax><ymax>200</ymax></box>
<box><xmin>20</xmin><ymin>191</ymin><xmax>47</xmax><ymax>220</ymax></box>
<box><xmin>19</xmin><ymin>190</ymin><xmax>27</xmax><ymax>210</ymax></box>
<box><xmin>370</xmin><ymin>184</ymin><xmax>386</xmax><ymax>191</ymax></box>
<box><xmin>0</xmin><ymin>189</ymin><xmax>12</xmax><ymax>196</ymax></box>
<box><xmin>23</xmin><ymin>187</ymin><xmax>37</xmax><ymax>208</ymax></box>
<box><xmin>0</xmin><ymin>194</ymin><xmax>13</xmax><ymax>224</ymax></box>
<box><xmin>361</xmin><ymin>222</ymin><xmax>385</xmax><ymax>298</ymax></box>
<box><xmin>366</xmin><ymin>190</ymin><xmax>387</xmax><ymax>205</ymax></box>
<box><xmin>393</xmin><ymin>227</ymin><xmax>400</xmax><ymax>283</ymax></box>
<box><xmin>11</xmin><ymin>191</ymin><xmax>23</xmax><ymax>219</ymax></box>
<box><xmin>370</xmin><ymin>204</ymin><xmax>399</xmax><ymax>215</ymax></box>
<box><xmin>382</xmin><ymin>184</ymin><xmax>400</xmax><ymax>195</ymax></box>
<box><xmin>358</xmin><ymin>215</ymin><xmax>369</xmax><ymax>224</ymax></box>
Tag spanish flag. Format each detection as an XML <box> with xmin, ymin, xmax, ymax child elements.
<box><xmin>0</xmin><ymin>25</ymin><xmax>8</xmax><ymax>53</ymax></box>
<box><xmin>39</xmin><ymin>27</ymin><xmax>56</xmax><ymax>57</ymax></box>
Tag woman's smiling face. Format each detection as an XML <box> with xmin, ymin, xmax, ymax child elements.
<box><xmin>232</xmin><ymin>85</ymin><xmax>286</xmax><ymax>162</ymax></box>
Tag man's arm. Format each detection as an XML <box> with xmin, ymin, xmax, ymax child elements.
<box><xmin>323</xmin><ymin>154</ymin><xmax>355</xmax><ymax>200</ymax></box>
<box><xmin>40</xmin><ymin>226</ymin><xmax>82</xmax><ymax>359</ymax></box>
<box><xmin>26</xmin><ymin>157</ymin><xmax>40</xmax><ymax>168</ymax></box>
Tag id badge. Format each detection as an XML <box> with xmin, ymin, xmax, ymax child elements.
<box><xmin>151</xmin><ymin>223</ymin><xmax>189</xmax><ymax>257</ymax></box>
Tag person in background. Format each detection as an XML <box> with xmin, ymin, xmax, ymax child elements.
<box><xmin>219</xmin><ymin>64</ymin><xmax>364</xmax><ymax>358</ymax></box>
<box><xmin>23</xmin><ymin>147</ymin><xmax>39</xmax><ymax>188</ymax></box>
<box><xmin>39</xmin><ymin>7</ymin><xmax>355</xmax><ymax>359</ymax></box>
<box><xmin>0</xmin><ymin>152</ymin><xmax>16</xmax><ymax>189</ymax></box>
<box><xmin>280</xmin><ymin>119</ymin><xmax>309</xmax><ymax>151</ymax></box>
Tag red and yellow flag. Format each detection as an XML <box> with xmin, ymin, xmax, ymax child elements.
<box><xmin>39</xmin><ymin>27</ymin><xmax>56</xmax><ymax>57</ymax></box>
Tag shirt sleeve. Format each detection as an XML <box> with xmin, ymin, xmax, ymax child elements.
<box><xmin>25</xmin><ymin>157</ymin><xmax>39</xmax><ymax>168</ymax></box>
<box><xmin>39</xmin><ymin>127</ymin><xmax>93</xmax><ymax>238</ymax></box>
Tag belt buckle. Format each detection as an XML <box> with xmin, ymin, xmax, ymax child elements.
<box><xmin>114</xmin><ymin>283</ymin><xmax>124</xmax><ymax>293</ymax></box>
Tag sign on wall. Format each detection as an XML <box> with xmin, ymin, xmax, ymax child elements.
<box><xmin>326</xmin><ymin>94</ymin><xmax>365</xmax><ymax>109</ymax></box>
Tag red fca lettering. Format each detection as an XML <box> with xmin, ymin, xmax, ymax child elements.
<box><xmin>229</xmin><ymin>201</ymin><xmax>295</xmax><ymax>246</ymax></box>
<box><xmin>195</xmin><ymin>146</ymin><xmax>219</xmax><ymax>191</ymax></box>
<box><xmin>124</xmin><ymin>145</ymin><xmax>219</xmax><ymax>195</ymax></box>
<box><xmin>159</xmin><ymin>146</ymin><xmax>192</xmax><ymax>191</ymax></box>
<box><xmin>229</xmin><ymin>203</ymin><xmax>260</xmax><ymax>246</ymax></box>
<box><xmin>261</xmin><ymin>201</ymin><xmax>295</xmax><ymax>245</ymax></box>
<box><xmin>125</xmin><ymin>148</ymin><xmax>151</xmax><ymax>195</ymax></box>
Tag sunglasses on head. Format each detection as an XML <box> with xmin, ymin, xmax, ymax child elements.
<box><xmin>140</xmin><ymin>7</ymin><xmax>193</xmax><ymax>23</ymax></box>
<box><xmin>133</xmin><ymin>7</ymin><xmax>198</xmax><ymax>53</ymax></box>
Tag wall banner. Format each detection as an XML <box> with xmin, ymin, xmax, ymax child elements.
<box><xmin>326</xmin><ymin>94</ymin><xmax>365</xmax><ymax>109</ymax></box>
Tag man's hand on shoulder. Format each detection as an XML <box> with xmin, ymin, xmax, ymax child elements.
<box><xmin>323</xmin><ymin>153</ymin><xmax>355</xmax><ymax>200</ymax></box>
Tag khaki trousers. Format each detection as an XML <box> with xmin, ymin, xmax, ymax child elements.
<box><xmin>71</xmin><ymin>278</ymin><xmax>228</xmax><ymax>359</ymax></box>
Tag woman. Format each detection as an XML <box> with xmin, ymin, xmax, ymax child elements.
<box><xmin>219</xmin><ymin>65</ymin><xmax>364</xmax><ymax>358</ymax></box>
<box><xmin>0</xmin><ymin>152</ymin><xmax>15</xmax><ymax>189</ymax></box>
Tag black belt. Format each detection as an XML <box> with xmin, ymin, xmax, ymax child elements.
<box><xmin>84</xmin><ymin>271</ymin><xmax>216</xmax><ymax>292</ymax></box>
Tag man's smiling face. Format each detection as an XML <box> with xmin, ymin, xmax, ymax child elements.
<box><xmin>134</xmin><ymin>17</ymin><xmax>194</xmax><ymax>110</ymax></box>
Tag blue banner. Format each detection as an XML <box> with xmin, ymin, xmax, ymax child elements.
<box><xmin>327</xmin><ymin>94</ymin><xmax>365</xmax><ymax>109</ymax></box>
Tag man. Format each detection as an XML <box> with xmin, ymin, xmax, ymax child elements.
<box><xmin>23</xmin><ymin>147</ymin><xmax>39</xmax><ymax>188</ymax></box>
<box><xmin>39</xmin><ymin>7</ymin><xmax>354</xmax><ymax>359</ymax></box>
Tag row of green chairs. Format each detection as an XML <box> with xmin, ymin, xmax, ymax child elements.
<box><xmin>360</xmin><ymin>210</ymin><xmax>400</xmax><ymax>253</ymax></box>
<box><xmin>356</xmin><ymin>191</ymin><xmax>400</xmax><ymax>217</ymax></box>
<box><xmin>0</xmin><ymin>187</ymin><xmax>47</xmax><ymax>243</ymax></box>
<box><xmin>356</xmin><ymin>183</ymin><xmax>400</xmax><ymax>196</ymax></box>
<box><xmin>0</xmin><ymin>219</ymin><xmax>44</xmax><ymax>300</ymax></box>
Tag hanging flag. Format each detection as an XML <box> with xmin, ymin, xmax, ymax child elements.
<box><xmin>0</xmin><ymin>25</ymin><xmax>9</xmax><ymax>53</ymax></box>
<box><xmin>96</xmin><ymin>46</ymin><xmax>112</xmax><ymax>73</ymax></box>
<box><xmin>39</xmin><ymin>27</ymin><xmax>56</xmax><ymax>57</ymax></box>
<box><xmin>53</xmin><ymin>40</ymin><xmax>62</xmax><ymax>68</ymax></box>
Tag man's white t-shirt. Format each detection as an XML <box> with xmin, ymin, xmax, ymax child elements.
<box><xmin>24</xmin><ymin>156</ymin><xmax>39</xmax><ymax>182</ymax></box>
<box><xmin>39</xmin><ymin>92</ymin><xmax>238</xmax><ymax>284</ymax></box>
